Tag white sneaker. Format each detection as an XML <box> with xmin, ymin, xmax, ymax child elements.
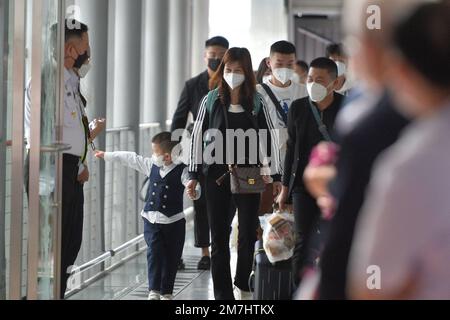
<box><xmin>160</xmin><ymin>294</ymin><xmax>173</xmax><ymax>300</ymax></box>
<box><xmin>148</xmin><ymin>290</ymin><xmax>161</xmax><ymax>300</ymax></box>
<box><xmin>233</xmin><ymin>286</ymin><xmax>253</xmax><ymax>300</ymax></box>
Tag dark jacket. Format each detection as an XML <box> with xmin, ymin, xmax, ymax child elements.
<box><xmin>188</xmin><ymin>92</ymin><xmax>282</xmax><ymax>181</ymax></box>
<box><xmin>283</xmin><ymin>93</ymin><xmax>344</xmax><ymax>196</ymax></box>
<box><xmin>319</xmin><ymin>92</ymin><xmax>409</xmax><ymax>300</ymax></box>
<box><xmin>171</xmin><ymin>71</ymin><xmax>210</xmax><ymax>132</ymax></box>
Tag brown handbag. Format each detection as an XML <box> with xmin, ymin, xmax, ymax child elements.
<box><xmin>216</xmin><ymin>165</ymin><xmax>266</xmax><ymax>194</ymax></box>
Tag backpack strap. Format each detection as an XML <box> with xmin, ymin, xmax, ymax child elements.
<box><xmin>252</xmin><ymin>92</ymin><xmax>263</xmax><ymax>116</ymax></box>
<box><xmin>206</xmin><ymin>88</ymin><xmax>220</xmax><ymax>114</ymax></box>
<box><xmin>206</xmin><ymin>88</ymin><xmax>262</xmax><ymax>116</ymax></box>
<box><xmin>260</xmin><ymin>83</ymin><xmax>287</xmax><ymax>126</ymax></box>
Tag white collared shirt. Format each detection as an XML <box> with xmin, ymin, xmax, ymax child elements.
<box><xmin>62</xmin><ymin>68</ymin><xmax>88</xmax><ymax>158</ymax></box>
<box><xmin>103</xmin><ymin>151</ymin><xmax>190</xmax><ymax>225</ymax></box>
<box><xmin>24</xmin><ymin>68</ymin><xmax>88</xmax><ymax>170</ymax></box>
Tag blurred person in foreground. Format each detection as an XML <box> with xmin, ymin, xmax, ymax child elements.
<box><xmin>300</xmin><ymin>0</ymin><xmax>436</xmax><ymax>300</ymax></box>
<box><xmin>348</xmin><ymin>1</ymin><xmax>450</xmax><ymax>300</ymax></box>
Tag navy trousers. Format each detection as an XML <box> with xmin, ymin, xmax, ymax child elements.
<box><xmin>143</xmin><ymin>217</ymin><xmax>186</xmax><ymax>295</ymax></box>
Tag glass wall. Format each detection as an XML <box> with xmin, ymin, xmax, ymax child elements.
<box><xmin>33</xmin><ymin>0</ymin><xmax>63</xmax><ymax>299</ymax></box>
<box><xmin>0</xmin><ymin>0</ymin><xmax>65</xmax><ymax>300</ymax></box>
<box><xmin>209</xmin><ymin>0</ymin><xmax>288</xmax><ymax>69</ymax></box>
<box><xmin>0</xmin><ymin>0</ymin><xmax>12</xmax><ymax>300</ymax></box>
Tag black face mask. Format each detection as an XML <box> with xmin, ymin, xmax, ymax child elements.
<box><xmin>73</xmin><ymin>49</ymin><xmax>89</xmax><ymax>69</ymax></box>
<box><xmin>208</xmin><ymin>58</ymin><xmax>221</xmax><ymax>72</ymax></box>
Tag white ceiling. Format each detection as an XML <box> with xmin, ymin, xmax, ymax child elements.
<box><xmin>290</xmin><ymin>0</ymin><xmax>344</xmax><ymax>16</ymax></box>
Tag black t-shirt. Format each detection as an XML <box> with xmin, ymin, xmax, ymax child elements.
<box><xmin>225</xmin><ymin>108</ymin><xmax>256</xmax><ymax>165</ymax></box>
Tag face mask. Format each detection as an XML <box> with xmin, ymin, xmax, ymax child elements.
<box><xmin>152</xmin><ymin>154</ymin><xmax>165</xmax><ymax>167</ymax></box>
<box><xmin>307</xmin><ymin>82</ymin><xmax>332</xmax><ymax>102</ymax></box>
<box><xmin>73</xmin><ymin>49</ymin><xmax>90</xmax><ymax>69</ymax></box>
<box><xmin>335</xmin><ymin>61</ymin><xmax>347</xmax><ymax>77</ymax></box>
<box><xmin>208</xmin><ymin>58</ymin><xmax>221</xmax><ymax>72</ymax></box>
<box><xmin>224</xmin><ymin>73</ymin><xmax>245</xmax><ymax>90</ymax></box>
<box><xmin>262</xmin><ymin>75</ymin><xmax>272</xmax><ymax>83</ymax></box>
<box><xmin>77</xmin><ymin>62</ymin><xmax>92</xmax><ymax>78</ymax></box>
<box><xmin>272</xmin><ymin>68</ymin><xmax>294</xmax><ymax>85</ymax></box>
<box><xmin>291</xmin><ymin>73</ymin><xmax>301</xmax><ymax>84</ymax></box>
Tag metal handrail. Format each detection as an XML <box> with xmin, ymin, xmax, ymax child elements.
<box><xmin>139</xmin><ymin>122</ymin><xmax>160</xmax><ymax>130</ymax></box>
<box><xmin>105</xmin><ymin>126</ymin><xmax>134</xmax><ymax>133</ymax></box>
<box><xmin>70</xmin><ymin>206</ymin><xmax>195</xmax><ymax>275</ymax></box>
<box><xmin>297</xmin><ymin>26</ymin><xmax>334</xmax><ymax>45</ymax></box>
<box><xmin>71</xmin><ymin>234</ymin><xmax>146</xmax><ymax>275</ymax></box>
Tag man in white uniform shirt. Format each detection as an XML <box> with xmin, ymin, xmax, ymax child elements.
<box><xmin>256</xmin><ymin>40</ymin><xmax>307</xmax><ymax>213</ymax></box>
<box><xmin>24</xmin><ymin>19</ymin><xmax>104</xmax><ymax>299</ymax></box>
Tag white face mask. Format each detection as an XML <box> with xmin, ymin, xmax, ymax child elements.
<box><xmin>152</xmin><ymin>154</ymin><xmax>165</xmax><ymax>167</ymax></box>
<box><xmin>272</xmin><ymin>68</ymin><xmax>294</xmax><ymax>85</ymax></box>
<box><xmin>307</xmin><ymin>82</ymin><xmax>332</xmax><ymax>102</ymax></box>
<box><xmin>77</xmin><ymin>62</ymin><xmax>92</xmax><ymax>78</ymax></box>
<box><xmin>335</xmin><ymin>61</ymin><xmax>347</xmax><ymax>77</ymax></box>
<box><xmin>224</xmin><ymin>72</ymin><xmax>245</xmax><ymax>90</ymax></box>
<box><xmin>291</xmin><ymin>73</ymin><xmax>301</xmax><ymax>84</ymax></box>
<box><xmin>262</xmin><ymin>75</ymin><xmax>272</xmax><ymax>83</ymax></box>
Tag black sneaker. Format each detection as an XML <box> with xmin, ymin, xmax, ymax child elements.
<box><xmin>178</xmin><ymin>258</ymin><xmax>185</xmax><ymax>270</ymax></box>
<box><xmin>197</xmin><ymin>256</ymin><xmax>211</xmax><ymax>270</ymax></box>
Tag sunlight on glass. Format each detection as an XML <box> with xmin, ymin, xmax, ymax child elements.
<box><xmin>209</xmin><ymin>0</ymin><xmax>288</xmax><ymax>69</ymax></box>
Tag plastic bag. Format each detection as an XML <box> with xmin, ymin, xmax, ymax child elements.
<box><xmin>262</xmin><ymin>211</ymin><xmax>296</xmax><ymax>263</ymax></box>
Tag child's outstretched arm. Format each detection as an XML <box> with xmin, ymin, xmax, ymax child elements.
<box><xmin>95</xmin><ymin>150</ymin><xmax>152</xmax><ymax>176</ymax></box>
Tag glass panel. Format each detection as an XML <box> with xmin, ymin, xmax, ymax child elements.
<box><xmin>0</xmin><ymin>0</ymin><xmax>11</xmax><ymax>301</ymax></box>
<box><xmin>1</xmin><ymin>0</ymin><xmax>28</xmax><ymax>300</ymax></box>
<box><xmin>36</xmin><ymin>0</ymin><xmax>59</xmax><ymax>300</ymax></box>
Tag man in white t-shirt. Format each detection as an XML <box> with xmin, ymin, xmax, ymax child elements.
<box><xmin>256</xmin><ymin>41</ymin><xmax>308</xmax><ymax>213</ymax></box>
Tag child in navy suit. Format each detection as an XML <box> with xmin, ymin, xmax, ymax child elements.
<box><xmin>96</xmin><ymin>132</ymin><xmax>195</xmax><ymax>300</ymax></box>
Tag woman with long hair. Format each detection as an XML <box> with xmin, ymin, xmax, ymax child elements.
<box><xmin>186</xmin><ymin>47</ymin><xmax>282</xmax><ymax>300</ymax></box>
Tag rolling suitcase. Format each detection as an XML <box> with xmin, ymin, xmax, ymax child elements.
<box><xmin>250</xmin><ymin>240</ymin><xmax>295</xmax><ymax>300</ymax></box>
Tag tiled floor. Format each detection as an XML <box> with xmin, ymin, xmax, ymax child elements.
<box><xmin>120</xmin><ymin>255</ymin><xmax>211</xmax><ymax>300</ymax></box>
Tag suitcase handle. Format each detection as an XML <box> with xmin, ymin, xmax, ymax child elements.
<box><xmin>249</xmin><ymin>248</ymin><xmax>265</xmax><ymax>297</ymax></box>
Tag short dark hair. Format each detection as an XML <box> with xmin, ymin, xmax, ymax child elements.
<box><xmin>152</xmin><ymin>132</ymin><xmax>178</xmax><ymax>153</ymax></box>
<box><xmin>325</xmin><ymin>43</ymin><xmax>345</xmax><ymax>58</ymax></box>
<box><xmin>296</xmin><ymin>60</ymin><xmax>309</xmax><ymax>72</ymax></box>
<box><xmin>205</xmin><ymin>36</ymin><xmax>229</xmax><ymax>49</ymax></box>
<box><xmin>394</xmin><ymin>2</ymin><xmax>450</xmax><ymax>88</ymax></box>
<box><xmin>310</xmin><ymin>57</ymin><xmax>338</xmax><ymax>79</ymax></box>
<box><xmin>51</xmin><ymin>19</ymin><xmax>89</xmax><ymax>44</ymax></box>
<box><xmin>270</xmin><ymin>41</ymin><xmax>296</xmax><ymax>55</ymax></box>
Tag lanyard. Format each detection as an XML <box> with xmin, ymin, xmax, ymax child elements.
<box><xmin>67</xmin><ymin>82</ymin><xmax>90</xmax><ymax>162</ymax></box>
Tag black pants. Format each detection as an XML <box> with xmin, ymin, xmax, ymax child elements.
<box><xmin>291</xmin><ymin>190</ymin><xmax>329</xmax><ymax>287</ymax></box>
<box><xmin>193</xmin><ymin>173</ymin><xmax>210</xmax><ymax>248</ymax></box>
<box><xmin>60</xmin><ymin>154</ymin><xmax>85</xmax><ymax>299</ymax></box>
<box><xmin>205</xmin><ymin>166</ymin><xmax>260</xmax><ymax>300</ymax></box>
<box><xmin>143</xmin><ymin>218</ymin><xmax>186</xmax><ymax>295</ymax></box>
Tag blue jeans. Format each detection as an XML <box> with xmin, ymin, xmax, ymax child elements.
<box><xmin>143</xmin><ymin>217</ymin><xmax>186</xmax><ymax>295</ymax></box>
